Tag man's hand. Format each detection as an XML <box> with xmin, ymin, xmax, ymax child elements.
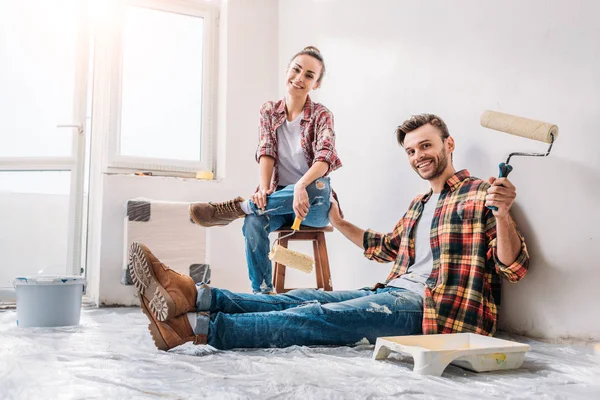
<box><xmin>486</xmin><ymin>177</ymin><xmax>516</xmax><ymax>219</ymax></box>
<box><xmin>251</xmin><ymin>186</ymin><xmax>273</xmax><ymax>210</ymax></box>
<box><xmin>328</xmin><ymin>197</ymin><xmax>343</xmax><ymax>227</ymax></box>
<box><xmin>293</xmin><ymin>184</ymin><xmax>310</xmax><ymax>220</ymax></box>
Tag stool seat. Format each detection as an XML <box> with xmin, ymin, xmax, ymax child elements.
<box><xmin>272</xmin><ymin>225</ymin><xmax>334</xmax><ymax>293</ymax></box>
<box><xmin>275</xmin><ymin>225</ymin><xmax>334</xmax><ymax>233</ymax></box>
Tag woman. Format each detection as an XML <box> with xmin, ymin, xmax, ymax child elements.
<box><xmin>190</xmin><ymin>46</ymin><xmax>342</xmax><ymax>294</ymax></box>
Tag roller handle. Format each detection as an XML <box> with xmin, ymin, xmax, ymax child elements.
<box><xmin>487</xmin><ymin>163</ymin><xmax>513</xmax><ymax>211</ymax></box>
<box><xmin>291</xmin><ymin>217</ymin><xmax>301</xmax><ymax>231</ymax></box>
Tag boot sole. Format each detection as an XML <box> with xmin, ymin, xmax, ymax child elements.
<box><xmin>129</xmin><ymin>242</ymin><xmax>177</xmax><ymax>322</ymax></box>
<box><xmin>139</xmin><ymin>296</ymin><xmax>170</xmax><ymax>351</ymax></box>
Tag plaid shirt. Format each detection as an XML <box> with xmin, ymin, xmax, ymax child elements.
<box><xmin>363</xmin><ymin>170</ymin><xmax>529</xmax><ymax>336</ymax></box>
<box><xmin>255</xmin><ymin>95</ymin><xmax>342</xmax><ymax>192</ymax></box>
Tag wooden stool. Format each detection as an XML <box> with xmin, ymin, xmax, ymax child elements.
<box><xmin>273</xmin><ymin>225</ymin><xmax>334</xmax><ymax>293</ymax></box>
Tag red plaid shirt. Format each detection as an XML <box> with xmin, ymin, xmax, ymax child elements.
<box><xmin>363</xmin><ymin>170</ymin><xmax>529</xmax><ymax>336</ymax></box>
<box><xmin>255</xmin><ymin>95</ymin><xmax>342</xmax><ymax>192</ymax></box>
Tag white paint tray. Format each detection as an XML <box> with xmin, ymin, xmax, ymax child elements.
<box><xmin>373</xmin><ymin>333</ymin><xmax>531</xmax><ymax>376</ymax></box>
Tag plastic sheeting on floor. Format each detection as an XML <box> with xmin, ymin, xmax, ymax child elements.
<box><xmin>1</xmin><ymin>308</ymin><xmax>599</xmax><ymax>399</ymax></box>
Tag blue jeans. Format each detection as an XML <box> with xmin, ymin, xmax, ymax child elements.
<box><xmin>242</xmin><ymin>177</ymin><xmax>331</xmax><ymax>293</ymax></box>
<box><xmin>194</xmin><ymin>286</ymin><xmax>423</xmax><ymax>350</ymax></box>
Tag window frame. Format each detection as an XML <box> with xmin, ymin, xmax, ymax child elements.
<box><xmin>106</xmin><ymin>0</ymin><xmax>218</xmax><ymax>175</ymax></box>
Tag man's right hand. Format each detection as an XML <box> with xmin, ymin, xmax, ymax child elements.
<box><xmin>329</xmin><ymin>197</ymin><xmax>343</xmax><ymax>227</ymax></box>
<box><xmin>251</xmin><ymin>187</ymin><xmax>273</xmax><ymax>210</ymax></box>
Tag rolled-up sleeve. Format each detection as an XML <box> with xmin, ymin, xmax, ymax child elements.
<box><xmin>313</xmin><ymin>110</ymin><xmax>341</xmax><ymax>173</ymax></box>
<box><xmin>363</xmin><ymin>216</ymin><xmax>404</xmax><ymax>263</ymax></box>
<box><xmin>486</xmin><ymin>217</ymin><xmax>530</xmax><ymax>283</ymax></box>
<box><xmin>255</xmin><ymin>102</ymin><xmax>277</xmax><ymax>162</ymax></box>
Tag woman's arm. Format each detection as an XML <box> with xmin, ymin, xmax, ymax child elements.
<box><xmin>293</xmin><ymin>161</ymin><xmax>329</xmax><ymax>219</ymax></box>
<box><xmin>251</xmin><ymin>156</ymin><xmax>275</xmax><ymax>210</ymax></box>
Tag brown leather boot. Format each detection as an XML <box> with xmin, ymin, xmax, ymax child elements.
<box><xmin>129</xmin><ymin>242</ymin><xmax>197</xmax><ymax>322</ymax></box>
<box><xmin>140</xmin><ymin>296</ymin><xmax>207</xmax><ymax>351</ymax></box>
<box><xmin>189</xmin><ymin>196</ymin><xmax>246</xmax><ymax>227</ymax></box>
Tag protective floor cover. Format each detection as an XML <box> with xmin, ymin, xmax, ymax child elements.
<box><xmin>1</xmin><ymin>308</ymin><xmax>599</xmax><ymax>399</ymax></box>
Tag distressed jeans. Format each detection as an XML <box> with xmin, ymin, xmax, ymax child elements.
<box><xmin>242</xmin><ymin>177</ymin><xmax>331</xmax><ymax>294</ymax></box>
<box><xmin>193</xmin><ymin>286</ymin><xmax>423</xmax><ymax>350</ymax></box>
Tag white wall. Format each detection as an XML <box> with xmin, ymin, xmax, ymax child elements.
<box><xmin>279</xmin><ymin>0</ymin><xmax>600</xmax><ymax>341</ymax></box>
<box><xmin>95</xmin><ymin>0</ymin><xmax>280</xmax><ymax>305</ymax></box>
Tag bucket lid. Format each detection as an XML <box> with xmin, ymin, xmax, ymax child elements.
<box><xmin>13</xmin><ymin>275</ymin><xmax>87</xmax><ymax>286</ymax></box>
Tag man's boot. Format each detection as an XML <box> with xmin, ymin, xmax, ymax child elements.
<box><xmin>140</xmin><ymin>296</ymin><xmax>206</xmax><ymax>351</ymax></box>
<box><xmin>189</xmin><ymin>196</ymin><xmax>246</xmax><ymax>227</ymax></box>
<box><xmin>129</xmin><ymin>242</ymin><xmax>198</xmax><ymax>322</ymax></box>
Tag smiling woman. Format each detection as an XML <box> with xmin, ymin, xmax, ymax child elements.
<box><xmin>187</xmin><ymin>46</ymin><xmax>344</xmax><ymax>295</ymax></box>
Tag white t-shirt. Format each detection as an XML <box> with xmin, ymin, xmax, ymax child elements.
<box><xmin>387</xmin><ymin>193</ymin><xmax>440</xmax><ymax>297</ymax></box>
<box><xmin>276</xmin><ymin>113</ymin><xmax>309</xmax><ymax>186</ymax></box>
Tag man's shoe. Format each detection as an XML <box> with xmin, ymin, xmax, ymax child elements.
<box><xmin>140</xmin><ymin>296</ymin><xmax>206</xmax><ymax>351</ymax></box>
<box><xmin>189</xmin><ymin>196</ymin><xmax>246</xmax><ymax>227</ymax></box>
<box><xmin>129</xmin><ymin>242</ymin><xmax>197</xmax><ymax>322</ymax></box>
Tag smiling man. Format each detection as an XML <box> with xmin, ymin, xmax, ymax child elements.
<box><xmin>130</xmin><ymin>113</ymin><xmax>529</xmax><ymax>351</ymax></box>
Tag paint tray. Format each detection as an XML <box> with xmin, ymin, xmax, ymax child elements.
<box><xmin>373</xmin><ymin>333</ymin><xmax>530</xmax><ymax>376</ymax></box>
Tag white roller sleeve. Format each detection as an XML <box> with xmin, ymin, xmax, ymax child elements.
<box><xmin>480</xmin><ymin>110</ymin><xmax>558</xmax><ymax>143</ymax></box>
<box><xmin>269</xmin><ymin>244</ymin><xmax>314</xmax><ymax>273</ymax></box>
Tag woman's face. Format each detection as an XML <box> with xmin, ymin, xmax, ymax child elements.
<box><xmin>285</xmin><ymin>54</ymin><xmax>322</xmax><ymax>97</ymax></box>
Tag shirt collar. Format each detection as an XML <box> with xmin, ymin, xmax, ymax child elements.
<box><xmin>274</xmin><ymin>95</ymin><xmax>314</xmax><ymax>122</ymax></box>
<box><xmin>421</xmin><ymin>169</ymin><xmax>471</xmax><ymax>202</ymax></box>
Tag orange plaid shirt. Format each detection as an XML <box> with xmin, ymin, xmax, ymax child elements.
<box><xmin>363</xmin><ymin>170</ymin><xmax>529</xmax><ymax>336</ymax></box>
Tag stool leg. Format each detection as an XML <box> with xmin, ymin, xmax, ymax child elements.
<box><xmin>274</xmin><ymin>235</ymin><xmax>288</xmax><ymax>293</ymax></box>
<box><xmin>312</xmin><ymin>239</ymin><xmax>324</xmax><ymax>289</ymax></box>
<box><xmin>316</xmin><ymin>233</ymin><xmax>333</xmax><ymax>291</ymax></box>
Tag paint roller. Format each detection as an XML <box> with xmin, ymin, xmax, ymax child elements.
<box><xmin>480</xmin><ymin>110</ymin><xmax>559</xmax><ymax>211</ymax></box>
<box><xmin>268</xmin><ymin>217</ymin><xmax>314</xmax><ymax>274</ymax></box>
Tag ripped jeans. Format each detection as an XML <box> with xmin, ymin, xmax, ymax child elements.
<box><xmin>242</xmin><ymin>177</ymin><xmax>331</xmax><ymax>294</ymax></box>
<box><xmin>193</xmin><ymin>286</ymin><xmax>423</xmax><ymax>350</ymax></box>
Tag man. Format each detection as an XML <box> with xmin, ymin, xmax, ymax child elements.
<box><xmin>129</xmin><ymin>114</ymin><xmax>529</xmax><ymax>351</ymax></box>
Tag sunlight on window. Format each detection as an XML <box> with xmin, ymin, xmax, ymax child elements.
<box><xmin>0</xmin><ymin>171</ymin><xmax>71</xmax><ymax>195</ymax></box>
<box><xmin>0</xmin><ymin>0</ymin><xmax>78</xmax><ymax>158</ymax></box>
<box><xmin>119</xmin><ymin>6</ymin><xmax>204</xmax><ymax>161</ymax></box>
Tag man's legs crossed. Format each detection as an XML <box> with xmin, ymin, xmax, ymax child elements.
<box><xmin>196</xmin><ymin>285</ymin><xmax>373</xmax><ymax>314</ymax></box>
<box><xmin>130</xmin><ymin>242</ymin><xmax>378</xmax><ymax>350</ymax></box>
<box><xmin>195</xmin><ymin>288</ymin><xmax>423</xmax><ymax>350</ymax></box>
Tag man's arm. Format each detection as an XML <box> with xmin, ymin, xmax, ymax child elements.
<box><xmin>486</xmin><ymin>177</ymin><xmax>522</xmax><ymax>265</ymax></box>
<box><xmin>328</xmin><ymin>198</ymin><xmax>364</xmax><ymax>248</ymax></box>
<box><xmin>485</xmin><ymin>176</ymin><xmax>529</xmax><ymax>282</ymax></box>
<box><xmin>328</xmin><ymin>198</ymin><xmax>402</xmax><ymax>264</ymax></box>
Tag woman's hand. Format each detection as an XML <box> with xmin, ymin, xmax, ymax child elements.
<box><xmin>251</xmin><ymin>186</ymin><xmax>273</xmax><ymax>210</ymax></box>
<box><xmin>293</xmin><ymin>184</ymin><xmax>310</xmax><ymax>220</ymax></box>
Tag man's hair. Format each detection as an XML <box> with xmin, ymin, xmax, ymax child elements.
<box><xmin>395</xmin><ymin>114</ymin><xmax>450</xmax><ymax>146</ymax></box>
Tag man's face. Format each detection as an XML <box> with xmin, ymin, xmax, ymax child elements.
<box><xmin>403</xmin><ymin>124</ymin><xmax>453</xmax><ymax>181</ymax></box>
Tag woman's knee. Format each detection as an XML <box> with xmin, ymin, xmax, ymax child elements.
<box><xmin>305</xmin><ymin>177</ymin><xmax>331</xmax><ymax>200</ymax></box>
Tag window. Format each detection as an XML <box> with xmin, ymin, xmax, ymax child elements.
<box><xmin>107</xmin><ymin>0</ymin><xmax>218</xmax><ymax>174</ymax></box>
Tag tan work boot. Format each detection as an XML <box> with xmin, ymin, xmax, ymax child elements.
<box><xmin>129</xmin><ymin>242</ymin><xmax>197</xmax><ymax>322</ymax></box>
<box><xmin>140</xmin><ymin>296</ymin><xmax>207</xmax><ymax>351</ymax></box>
<box><xmin>189</xmin><ymin>196</ymin><xmax>246</xmax><ymax>227</ymax></box>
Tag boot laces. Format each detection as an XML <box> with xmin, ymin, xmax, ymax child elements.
<box><xmin>214</xmin><ymin>199</ymin><xmax>239</xmax><ymax>215</ymax></box>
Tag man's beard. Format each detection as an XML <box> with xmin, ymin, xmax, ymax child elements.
<box><xmin>414</xmin><ymin>149</ymin><xmax>449</xmax><ymax>181</ymax></box>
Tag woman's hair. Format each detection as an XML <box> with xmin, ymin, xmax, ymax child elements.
<box><xmin>288</xmin><ymin>46</ymin><xmax>326</xmax><ymax>84</ymax></box>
